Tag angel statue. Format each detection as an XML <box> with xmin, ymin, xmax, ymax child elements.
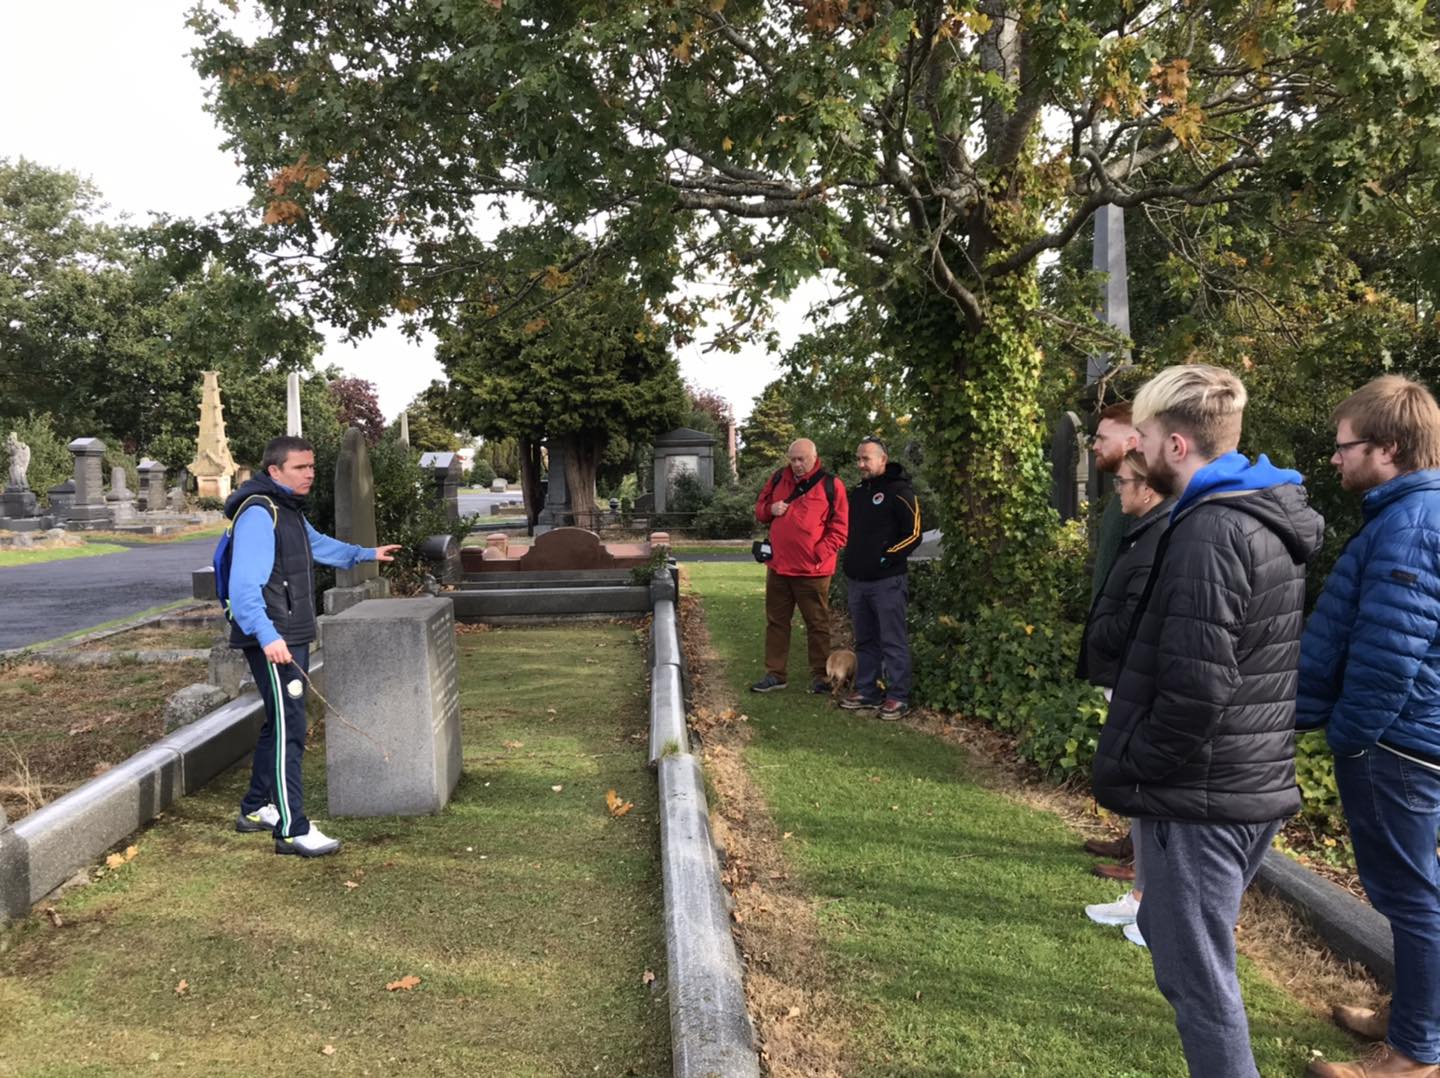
<box><xmin>6</xmin><ymin>431</ymin><xmax>31</xmax><ymax>490</ymax></box>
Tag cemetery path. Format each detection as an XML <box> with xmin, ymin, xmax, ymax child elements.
<box><xmin>0</xmin><ymin>536</ymin><xmax>214</xmax><ymax>650</ymax></box>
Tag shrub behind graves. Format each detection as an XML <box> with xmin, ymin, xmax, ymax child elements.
<box><xmin>693</xmin><ymin>485</ymin><xmax>758</xmax><ymax>539</ymax></box>
<box><xmin>0</xmin><ymin>413</ymin><xmax>71</xmax><ymax>506</ymax></box>
<box><xmin>468</xmin><ymin>455</ymin><xmax>495</xmax><ymax>488</ymax></box>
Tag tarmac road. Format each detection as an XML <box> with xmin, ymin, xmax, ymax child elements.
<box><xmin>0</xmin><ymin>537</ymin><xmax>216</xmax><ymax>651</ymax></box>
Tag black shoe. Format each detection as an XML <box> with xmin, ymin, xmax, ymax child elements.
<box><xmin>750</xmin><ymin>674</ymin><xmax>787</xmax><ymax>693</ymax></box>
<box><xmin>809</xmin><ymin>678</ymin><xmax>831</xmax><ymax>694</ymax></box>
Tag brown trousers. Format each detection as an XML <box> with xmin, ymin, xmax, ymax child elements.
<box><xmin>764</xmin><ymin>570</ymin><xmax>832</xmax><ymax>681</ymax></box>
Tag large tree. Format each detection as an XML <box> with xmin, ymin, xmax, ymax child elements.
<box><xmin>436</xmin><ymin>235</ymin><xmax>688</xmax><ymax>523</ymax></box>
<box><xmin>0</xmin><ymin>157</ymin><xmax>322</xmax><ymax>465</ymax></box>
<box><xmin>191</xmin><ymin>0</ymin><xmax>1440</xmax><ymax>601</ymax></box>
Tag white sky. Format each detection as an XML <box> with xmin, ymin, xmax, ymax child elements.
<box><xmin>0</xmin><ymin>1</ymin><xmax>806</xmax><ymax>424</ymax></box>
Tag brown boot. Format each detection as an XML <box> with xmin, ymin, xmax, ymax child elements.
<box><xmin>1092</xmin><ymin>861</ymin><xmax>1136</xmax><ymax>882</ymax></box>
<box><xmin>1333</xmin><ymin>1003</ymin><xmax>1391</xmax><ymax>1042</ymax></box>
<box><xmin>1083</xmin><ymin>834</ymin><xmax>1134</xmax><ymax>860</ymax></box>
<box><xmin>1306</xmin><ymin>1044</ymin><xmax>1440</xmax><ymax>1077</ymax></box>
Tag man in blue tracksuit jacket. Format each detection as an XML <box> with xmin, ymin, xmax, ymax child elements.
<box><xmin>226</xmin><ymin>435</ymin><xmax>400</xmax><ymax>858</ymax></box>
<box><xmin>1298</xmin><ymin>376</ymin><xmax>1440</xmax><ymax>1078</ymax></box>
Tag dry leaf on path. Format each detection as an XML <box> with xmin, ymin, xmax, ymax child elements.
<box><xmin>321</xmin><ymin>1045</ymin><xmax>337</xmax><ymax>1056</ymax></box>
<box><xmin>385</xmin><ymin>975</ymin><xmax>422</xmax><ymax>991</ymax></box>
<box><xmin>606</xmin><ymin>789</ymin><xmax>634</xmax><ymax>817</ymax></box>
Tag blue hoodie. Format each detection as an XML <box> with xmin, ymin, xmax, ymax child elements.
<box><xmin>1173</xmin><ymin>452</ymin><xmax>1306</xmax><ymax>518</ymax></box>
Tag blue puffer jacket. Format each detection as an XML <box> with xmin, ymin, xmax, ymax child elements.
<box><xmin>1297</xmin><ymin>469</ymin><xmax>1440</xmax><ymax>760</ymax></box>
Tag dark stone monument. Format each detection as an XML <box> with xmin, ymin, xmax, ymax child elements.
<box><xmin>324</xmin><ymin>427</ymin><xmax>390</xmax><ymax>616</ymax></box>
<box><xmin>64</xmin><ymin>438</ymin><xmax>114</xmax><ymax>529</ymax></box>
<box><xmin>138</xmin><ymin>459</ymin><xmax>167</xmax><ymax>513</ymax></box>
<box><xmin>419</xmin><ymin>534</ymin><xmax>461</xmax><ymax>585</ymax></box>
<box><xmin>534</xmin><ymin>442</ymin><xmax>572</xmax><ymax>533</ymax></box>
<box><xmin>47</xmin><ymin>479</ymin><xmax>76</xmax><ymax>521</ymax></box>
<box><xmin>652</xmin><ymin>428</ymin><xmax>717</xmax><ymax>514</ymax></box>
<box><xmin>1049</xmin><ymin>411</ymin><xmax>1088</xmax><ymax>523</ymax></box>
<box><xmin>418</xmin><ymin>451</ymin><xmax>462</xmax><ymax>523</ymax></box>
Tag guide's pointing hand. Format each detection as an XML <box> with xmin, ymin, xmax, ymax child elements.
<box><xmin>374</xmin><ymin>544</ymin><xmax>403</xmax><ymax>562</ymax></box>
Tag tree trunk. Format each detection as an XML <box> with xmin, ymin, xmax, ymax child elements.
<box><xmin>560</xmin><ymin>433</ymin><xmax>600</xmax><ymax>528</ymax></box>
<box><xmin>518</xmin><ymin>437</ymin><xmax>543</xmax><ymax>527</ymax></box>
<box><xmin>906</xmin><ymin>271</ymin><xmax>1056</xmax><ymax>611</ymax></box>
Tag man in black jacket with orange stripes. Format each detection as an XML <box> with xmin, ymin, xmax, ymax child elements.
<box><xmin>840</xmin><ymin>437</ymin><xmax>924</xmax><ymax>718</ymax></box>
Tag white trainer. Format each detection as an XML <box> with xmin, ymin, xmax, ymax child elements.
<box><xmin>1123</xmin><ymin>921</ymin><xmax>1148</xmax><ymax>948</ymax></box>
<box><xmin>1085</xmin><ymin>891</ymin><xmax>1141</xmax><ymax>926</ymax></box>
<box><xmin>235</xmin><ymin>804</ymin><xmax>281</xmax><ymax>833</ymax></box>
<box><xmin>275</xmin><ymin>825</ymin><xmax>342</xmax><ymax>858</ymax></box>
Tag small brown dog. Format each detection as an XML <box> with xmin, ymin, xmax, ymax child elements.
<box><xmin>825</xmin><ymin>648</ymin><xmax>857</xmax><ymax>692</ymax></box>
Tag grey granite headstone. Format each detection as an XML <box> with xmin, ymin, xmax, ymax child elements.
<box><xmin>138</xmin><ymin>459</ymin><xmax>167</xmax><ymax>513</ymax></box>
<box><xmin>334</xmin><ymin>428</ymin><xmax>380</xmax><ymax>589</ymax></box>
<box><xmin>65</xmin><ymin>438</ymin><xmax>113</xmax><ymax>528</ymax></box>
<box><xmin>490</xmin><ymin>477</ymin><xmax>507</xmax><ymax>493</ymax></box>
<box><xmin>535</xmin><ymin>443</ymin><xmax>572</xmax><ymax>533</ymax></box>
<box><xmin>419</xmin><ymin>451</ymin><xmax>462</xmax><ymax>522</ymax></box>
<box><xmin>322</xmin><ymin>597</ymin><xmax>462</xmax><ymax>816</ymax></box>
<box><xmin>652</xmin><ymin>428</ymin><xmax>716</xmax><ymax>514</ymax></box>
<box><xmin>106</xmin><ymin>465</ymin><xmax>135</xmax><ymax>521</ymax></box>
<box><xmin>47</xmin><ymin>479</ymin><xmax>75</xmax><ymax>520</ymax></box>
<box><xmin>419</xmin><ymin>533</ymin><xmax>461</xmax><ymax>585</ymax></box>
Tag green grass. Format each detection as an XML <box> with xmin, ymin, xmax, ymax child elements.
<box><xmin>687</xmin><ymin>562</ymin><xmax>1352</xmax><ymax>1078</ymax></box>
<box><xmin>0</xmin><ymin>623</ymin><xmax>668</xmax><ymax>1077</ymax></box>
<box><xmin>0</xmin><ymin>542</ymin><xmax>128</xmax><ymax>567</ymax></box>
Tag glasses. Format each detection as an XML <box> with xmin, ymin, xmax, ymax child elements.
<box><xmin>1114</xmin><ymin>476</ymin><xmax>1148</xmax><ymax>488</ymax></box>
<box><xmin>1334</xmin><ymin>438</ymin><xmax>1370</xmax><ymax>454</ymax></box>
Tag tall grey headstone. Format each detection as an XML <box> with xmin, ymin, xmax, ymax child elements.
<box><xmin>398</xmin><ymin>411</ymin><xmax>410</xmax><ymax>446</ymax></box>
<box><xmin>322</xmin><ymin>597</ymin><xmax>463</xmax><ymax>817</ymax></box>
<box><xmin>65</xmin><ymin>438</ymin><xmax>114</xmax><ymax>528</ymax></box>
<box><xmin>325</xmin><ymin>428</ymin><xmax>389</xmax><ymax>615</ymax></box>
<box><xmin>138</xmin><ymin>459</ymin><xmax>167</xmax><ymax>513</ymax></box>
<box><xmin>1088</xmin><ymin>204</ymin><xmax>1131</xmax><ymax>385</ymax></box>
<box><xmin>286</xmin><ymin>372</ymin><xmax>303</xmax><ymax>437</ymax></box>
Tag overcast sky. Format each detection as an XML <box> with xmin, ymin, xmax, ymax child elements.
<box><xmin>0</xmin><ymin>2</ymin><xmax>815</xmax><ymax>424</ymax></box>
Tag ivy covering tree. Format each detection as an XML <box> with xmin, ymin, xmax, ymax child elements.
<box><xmin>191</xmin><ymin>0</ymin><xmax>1440</xmax><ymax>611</ymax></box>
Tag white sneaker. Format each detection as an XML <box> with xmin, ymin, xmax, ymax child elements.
<box><xmin>1085</xmin><ymin>891</ymin><xmax>1141</xmax><ymax>926</ymax></box>
<box><xmin>1123</xmin><ymin>921</ymin><xmax>1148</xmax><ymax>948</ymax></box>
<box><xmin>235</xmin><ymin>804</ymin><xmax>281</xmax><ymax>833</ymax></box>
<box><xmin>275</xmin><ymin>825</ymin><xmax>341</xmax><ymax>858</ymax></box>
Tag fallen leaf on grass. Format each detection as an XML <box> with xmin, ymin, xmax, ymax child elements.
<box><xmin>43</xmin><ymin>907</ymin><xmax>62</xmax><ymax>927</ymax></box>
<box><xmin>606</xmin><ymin>789</ymin><xmax>634</xmax><ymax>817</ymax></box>
<box><xmin>104</xmin><ymin>846</ymin><xmax>138</xmax><ymax>869</ymax></box>
<box><xmin>782</xmin><ymin>832</ymin><xmax>794</xmax><ymax>840</ymax></box>
<box><xmin>321</xmin><ymin>1045</ymin><xmax>337</xmax><ymax>1056</ymax></box>
<box><xmin>343</xmin><ymin>880</ymin><xmax>360</xmax><ymax>890</ymax></box>
<box><xmin>385</xmin><ymin>975</ymin><xmax>421</xmax><ymax>991</ymax></box>
<box><xmin>641</xmin><ymin>969</ymin><xmax>656</xmax><ymax>985</ymax></box>
<box><xmin>545</xmin><ymin>708</ymin><xmax>557</xmax><ymax>715</ymax></box>
<box><xmin>551</xmin><ymin>784</ymin><xmax>564</xmax><ymax>793</ymax></box>
<box><xmin>91</xmin><ymin>762</ymin><xmax>112</xmax><ymax>777</ymax></box>
<box><xmin>175</xmin><ymin>979</ymin><xmax>189</xmax><ymax>995</ymax></box>
<box><xmin>502</xmin><ymin>740</ymin><xmax>524</xmax><ymax>750</ymax></box>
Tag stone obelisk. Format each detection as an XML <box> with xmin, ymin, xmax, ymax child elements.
<box><xmin>187</xmin><ymin>371</ymin><xmax>238</xmax><ymax>501</ymax></box>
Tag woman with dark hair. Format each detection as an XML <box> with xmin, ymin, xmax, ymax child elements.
<box><xmin>1079</xmin><ymin>448</ymin><xmax>1174</xmax><ymax>946</ymax></box>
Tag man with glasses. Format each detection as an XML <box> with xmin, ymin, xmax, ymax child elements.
<box><xmin>1299</xmin><ymin>376</ymin><xmax>1440</xmax><ymax>1078</ymax></box>
<box><xmin>1090</xmin><ymin>401</ymin><xmax>1141</xmax><ymax>602</ymax></box>
<box><xmin>839</xmin><ymin>437</ymin><xmax>923</xmax><ymax>717</ymax></box>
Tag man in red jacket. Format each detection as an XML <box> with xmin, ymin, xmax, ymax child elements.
<box><xmin>751</xmin><ymin>438</ymin><xmax>850</xmax><ymax>694</ymax></box>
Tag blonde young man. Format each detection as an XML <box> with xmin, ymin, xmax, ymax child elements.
<box><xmin>1298</xmin><ymin>377</ymin><xmax>1440</xmax><ymax>1078</ymax></box>
<box><xmin>1091</xmin><ymin>365</ymin><xmax>1324</xmax><ymax>1078</ymax></box>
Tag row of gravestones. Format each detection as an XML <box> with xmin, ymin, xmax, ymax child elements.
<box><xmin>0</xmin><ymin>436</ymin><xmax>193</xmax><ymax>534</ymax></box>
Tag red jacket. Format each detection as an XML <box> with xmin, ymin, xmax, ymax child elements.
<box><xmin>754</xmin><ymin>460</ymin><xmax>850</xmax><ymax>577</ymax></box>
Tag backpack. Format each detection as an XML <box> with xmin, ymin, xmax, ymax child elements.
<box><xmin>212</xmin><ymin>494</ymin><xmax>278</xmax><ymax>622</ymax></box>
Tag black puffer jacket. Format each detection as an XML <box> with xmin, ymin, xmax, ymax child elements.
<box><xmin>1077</xmin><ymin>498</ymin><xmax>1174</xmax><ymax>688</ymax></box>
<box><xmin>1092</xmin><ymin>484</ymin><xmax>1324</xmax><ymax>822</ymax></box>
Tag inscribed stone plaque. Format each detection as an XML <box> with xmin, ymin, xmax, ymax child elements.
<box><xmin>322</xmin><ymin>597</ymin><xmax>462</xmax><ymax>817</ymax></box>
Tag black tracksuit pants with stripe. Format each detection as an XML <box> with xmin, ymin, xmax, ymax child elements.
<box><xmin>239</xmin><ymin>643</ymin><xmax>310</xmax><ymax>839</ymax></box>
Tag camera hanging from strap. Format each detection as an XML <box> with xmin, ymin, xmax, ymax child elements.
<box><xmin>753</xmin><ymin>467</ymin><xmax>834</xmax><ymax>563</ymax></box>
